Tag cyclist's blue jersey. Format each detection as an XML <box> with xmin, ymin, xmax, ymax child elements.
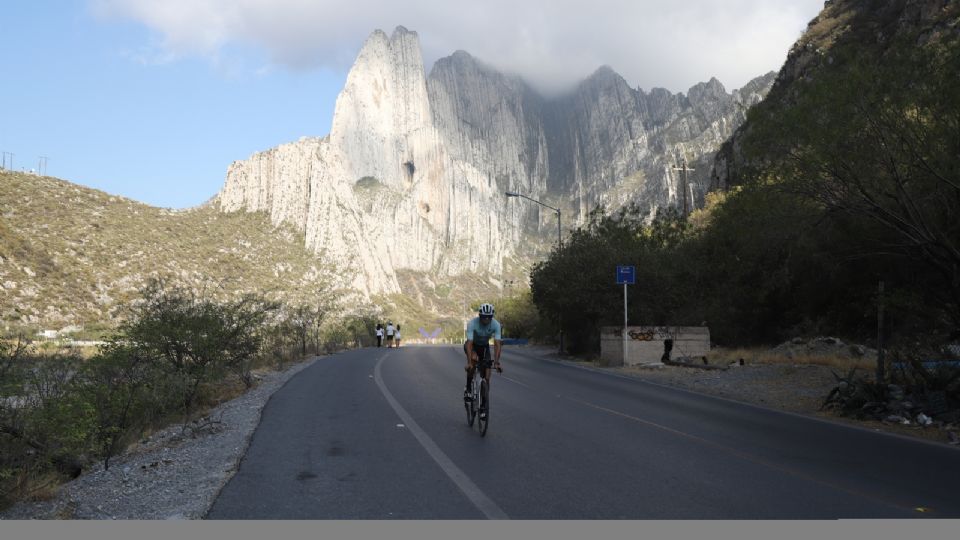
<box><xmin>466</xmin><ymin>317</ymin><xmax>502</xmax><ymax>345</ymax></box>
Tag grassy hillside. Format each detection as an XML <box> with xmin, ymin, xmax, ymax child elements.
<box><xmin>0</xmin><ymin>170</ymin><xmax>541</xmax><ymax>341</ymax></box>
<box><xmin>0</xmin><ymin>170</ymin><xmax>346</xmax><ymax>337</ymax></box>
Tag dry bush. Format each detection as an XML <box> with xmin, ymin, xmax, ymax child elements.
<box><xmin>707</xmin><ymin>347</ymin><xmax>874</xmax><ymax>371</ymax></box>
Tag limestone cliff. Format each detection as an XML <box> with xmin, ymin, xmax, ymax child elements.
<box><xmin>216</xmin><ymin>26</ymin><xmax>774</xmax><ymax>296</ymax></box>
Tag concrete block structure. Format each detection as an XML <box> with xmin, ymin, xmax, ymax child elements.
<box><xmin>600</xmin><ymin>326</ymin><xmax>711</xmax><ymax>367</ymax></box>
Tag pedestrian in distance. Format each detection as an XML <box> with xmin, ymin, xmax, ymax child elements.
<box><xmin>375</xmin><ymin>323</ymin><xmax>384</xmax><ymax>348</ymax></box>
<box><xmin>386</xmin><ymin>321</ymin><xmax>396</xmax><ymax>348</ymax></box>
<box><xmin>395</xmin><ymin>325</ymin><xmax>401</xmax><ymax>348</ymax></box>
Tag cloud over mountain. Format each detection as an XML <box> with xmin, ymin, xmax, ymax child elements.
<box><xmin>91</xmin><ymin>0</ymin><xmax>823</xmax><ymax>93</ymax></box>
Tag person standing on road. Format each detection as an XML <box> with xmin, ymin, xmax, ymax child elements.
<box><xmin>395</xmin><ymin>325</ymin><xmax>401</xmax><ymax>348</ymax></box>
<box><xmin>375</xmin><ymin>324</ymin><xmax>384</xmax><ymax>348</ymax></box>
<box><xmin>386</xmin><ymin>321</ymin><xmax>396</xmax><ymax>348</ymax></box>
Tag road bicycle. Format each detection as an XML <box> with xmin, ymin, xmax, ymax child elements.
<box><xmin>464</xmin><ymin>346</ymin><xmax>500</xmax><ymax>436</ymax></box>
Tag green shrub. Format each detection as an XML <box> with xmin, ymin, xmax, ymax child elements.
<box><xmin>117</xmin><ymin>278</ymin><xmax>279</xmax><ymax>409</ymax></box>
<box><xmin>0</xmin><ymin>341</ymin><xmax>94</xmax><ymax>506</ymax></box>
<box><xmin>79</xmin><ymin>342</ymin><xmax>163</xmax><ymax>470</ymax></box>
<box><xmin>0</xmin><ymin>277</ymin><xmax>338</xmax><ymax>510</ymax></box>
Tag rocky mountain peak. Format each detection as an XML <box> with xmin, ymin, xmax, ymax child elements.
<box><xmin>391</xmin><ymin>25</ymin><xmax>415</xmax><ymax>37</ymax></box>
<box><xmin>586</xmin><ymin>64</ymin><xmax>620</xmax><ymax>81</ymax></box>
<box><xmin>575</xmin><ymin>65</ymin><xmax>632</xmax><ymax>99</ymax></box>
<box><xmin>445</xmin><ymin>49</ymin><xmax>475</xmax><ymax>63</ymax></box>
<box><xmin>217</xmin><ymin>27</ymin><xmax>775</xmax><ymax>296</ymax></box>
<box><xmin>688</xmin><ymin>77</ymin><xmax>727</xmax><ymax>104</ymax></box>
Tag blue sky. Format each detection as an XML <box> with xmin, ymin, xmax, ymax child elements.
<box><xmin>1</xmin><ymin>2</ymin><xmax>343</xmax><ymax>208</ymax></box>
<box><xmin>2</xmin><ymin>1</ymin><xmax>824</xmax><ymax>209</ymax></box>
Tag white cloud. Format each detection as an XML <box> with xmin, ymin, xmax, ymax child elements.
<box><xmin>91</xmin><ymin>0</ymin><xmax>825</xmax><ymax>93</ymax></box>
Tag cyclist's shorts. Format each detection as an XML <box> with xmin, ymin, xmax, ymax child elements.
<box><xmin>464</xmin><ymin>341</ymin><xmax>493</xmax><ymax>369</ymax></box>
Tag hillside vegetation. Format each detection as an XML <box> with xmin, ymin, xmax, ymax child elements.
<box><xmin>0</xmin><ymin>171</ymin><xmax>346</xmax><ymax>336</ymax></box>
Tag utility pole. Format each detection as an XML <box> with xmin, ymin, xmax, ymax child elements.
<box><xmin>671</xmin><ymin>159</ymin><xmax>696</xmax><ymax>218</ymax></box>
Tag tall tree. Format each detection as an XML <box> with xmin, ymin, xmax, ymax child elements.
<box><xmin>747</xmin><ymin>40</ymin><xmax>960</xmax><ymax>327</ymax></box>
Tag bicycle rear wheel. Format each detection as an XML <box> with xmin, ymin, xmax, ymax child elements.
<box><xmin>478</xmin><ymin>379</ymin><xmax>489</xmax><ymax>436</ymax></box>
<box><xmin>465</xmin><ymin>393</ymin><xmax>475</xmax><ymax>427</ymax></box>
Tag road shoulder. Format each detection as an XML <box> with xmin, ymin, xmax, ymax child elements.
<box><xmin>504</xmin><ymin>345</ymin><xmax>959</xmax><ymax>448</ymax></box>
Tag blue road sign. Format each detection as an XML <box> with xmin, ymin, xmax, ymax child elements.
<box><xmin>616</xmin><ymin>265</ymin><xmax>636</xmax><ymax>285</ymax></box>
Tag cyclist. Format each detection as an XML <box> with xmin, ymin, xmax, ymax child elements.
<box><xmin>463</xmin><ymin>303</ymin><xmax>503</xmax><ymax>420</ymax></box>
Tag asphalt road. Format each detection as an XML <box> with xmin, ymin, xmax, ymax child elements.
<box><xmin>206</xmin><ymin>345</ymin><xmax>960</xmax><ymax>519</ymax></box>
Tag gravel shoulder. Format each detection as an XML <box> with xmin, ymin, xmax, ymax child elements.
<box><xmin>0</xmin><ymin>357</ymin><xmax>318</xmax><ymax>520</ymax></box>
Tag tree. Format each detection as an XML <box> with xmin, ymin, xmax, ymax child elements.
<box><xmin>80</xmin><ymin>342</ymin><xmax>158</xmax><ymax>470</ymax></box>
<box><xmin>118</xmin><ymin>279</ymin><xmax>278</xmax><ymax>412</ymax></box>
<box><xmin>310</xmin><ymin>292</ymin><xmax>343</xmax><ymax>354</ymax></box>
<box><xmin>289</xmin><ymin>304</ymin><xmax>314</xmax><ymax>358</ymax></box>
<box><xmin>749</xmin><ymin>40</ymin><xmax>960</xmax><ymax>328</ymax></box>
<box><xmin>496</xmin><ymin>290</ymin><xmax>542</xmax><ymax>339</ymax></box>
<box><xmin>530</xmin><ymin>205</ymin><xmax>697</xmax><ymax>353</ymax></box>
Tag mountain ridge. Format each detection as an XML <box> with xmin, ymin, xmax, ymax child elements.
<box><xmin>217</xmin><ymin>26</ymin><xmax>775</xmax><ymax>296</ymax></box>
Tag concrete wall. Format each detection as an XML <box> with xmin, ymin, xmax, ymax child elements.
<box><xmin>600</xmin><ymin>326</ymin><xmax>711</xmax><ymax>367</ymax></box>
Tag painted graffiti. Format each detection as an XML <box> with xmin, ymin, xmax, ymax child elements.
<box><xmin>626</xmin><ymin>327</ymin><xmax>674</xmax><ymax>341</ymax></box>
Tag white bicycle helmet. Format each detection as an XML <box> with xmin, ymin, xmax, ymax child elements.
<box><xmin>478</xmin><ymin>303</ymin><xmax>495</xmax><ymax>316</ymax></box>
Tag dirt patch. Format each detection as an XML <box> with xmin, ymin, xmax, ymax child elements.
<box><xmin>617</xmin><ymin>363</ymin><xmax>835</xmax><ymax>414</ymax></box>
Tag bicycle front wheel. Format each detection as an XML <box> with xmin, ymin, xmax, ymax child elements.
<box><xmin>478</xmin><ymin>379</ymin><xmax>489</xmax><ymax>436</ymax></box>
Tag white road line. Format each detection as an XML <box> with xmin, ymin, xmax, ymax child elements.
<box><xmin>373</xmin><ymin>354</ymin><xmax>509</xmax><ymax>520</ymax></box>
<box><xmin>498</xmin><ymin>375</ymin><xmax>530</xmax><ymax>388</ymax></box>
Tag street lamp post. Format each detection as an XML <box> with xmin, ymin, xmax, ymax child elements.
<box><xmin>505</xmin><ymin>191</ymin><xmax>564</xmax><ymax>354</ymax></box>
